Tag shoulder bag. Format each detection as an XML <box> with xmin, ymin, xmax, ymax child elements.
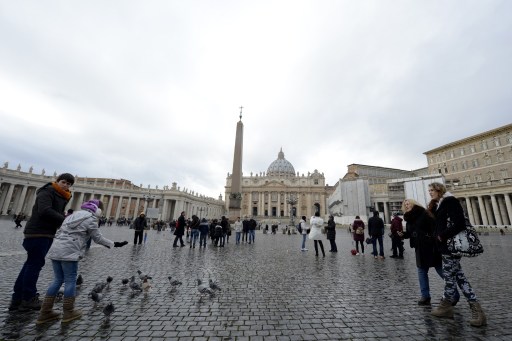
<box><xmin>446</xmin><ymin>218</ymin><xmax>483</xmax><ymax>257</ymax></box>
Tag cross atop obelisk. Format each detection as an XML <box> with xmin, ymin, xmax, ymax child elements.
<box><xmin>239</xmin><ymin>106</ymin><xmax>243</xmax><ymax>120</ymax></box>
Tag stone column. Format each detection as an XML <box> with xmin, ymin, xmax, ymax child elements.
<box><xmin>465</xmin><ymin>197</ymin><xmax>476</xmax><ymax>225</ymax></box>
<box><xmin>106</xmin><ymin>195</ymin><xmax>114</xmax><ymax>218</ymax></box>
<box><xmin>497</xmin><ymin>195</ymin><xmax>509</xmax><ymax>226</ymax></box>
<box><xmin>490</xmin><ymin>195</ymin><xmax>502</xmax><ymax>226</ymax></box>
<box><xmin>477</xmin><ymin>196</ymin><xmax>489</xmax><ymax>225</ymax></box>
<box><xmin>504</xmin><ymin>194</ymin><xmax>512</xmax><ymax>227</ymax></box>
<box><xmin>484</xmin><ymin>196</ymin><xmax>494</xmax><ymax>225</ymax></box>
<box><xmin>125</xmin><ymin>197</ymin><xmax>132</xmax><ymax>218</ymax></box>
<box><xmin>115</xmin><ymin>196</ymin><xmax>123</xmax><ymax>220</ymax></box>
<box><xmin>15</xmin><ymin>185</ymin><xmax>28</xmax><ymax>214</ymax></box>
<box><xmin>1</xmin><ymin>184</ymin><xmax>15</xmax><ymax>215</ymax></box>
<box><xmin>134</xmin><ymin>198</ymin><xmax>141</xmax><ymax>218</ymax></box>
<box><xmin>277</xmin><ymin>192</ymin><xmax>281</xmax><ymax>217</ymax></box>
<box><xmin>470</xmin><ymin>198</ymin><xmax>481</xmax><ymax>225</ymax></box>
<box><xmin>162</xmin><ymin>199</ymin><xmax>168</xmax><ymax>221</ymax></box>
<box><xmin>267</xmin><ymin>194</ymin><xmax>271</xmax><ymax>218</ymax></box>
<box><xmin>383</xmin><ymin>202</ymin><xmax>389</xmax><ymax>224</ymax></box>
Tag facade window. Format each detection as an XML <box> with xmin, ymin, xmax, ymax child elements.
<box><xmin>429</xmin><ymin>157</ymin><xmax>434</xmax><ymax>164</ymax></box>
<box><xmin>462</xmin><ymin>160</ymin><xmax>467</xmax><ymax>170</ymax></box>
<box><xmin>271</xmin><ymin>192</ymin><xmax>277</xmax><ymax>202</ymax></box>
<box><xmin>436</xmin><ymin>155</ymin><xmax>440</xmax><ymax>162</ymax></box>
<box><xmin>472</xmin><ymin>159</ymin><xmax>479</xmax><ymax>168</ymax></box>
<box><xmin>450</xmin><ymin>151</ymin><xmax>454</xmax><ymax>159</ymax></box>
<box><xmin>501</xmin><ymin>169</ymin><xmax>509</xmax><ymax>178</ymax></box>
<box><xmin>475</xmin><ymin>174</ymin><xmax>482</xmax><ymax>182</ymax></box>
<box><xmin>507</xmin><ymin>133</ymin><xmax>512</xmax><ymax>144</ymax></box>
<box><xmin>470</xmin><ymin>145</ymin><xmax>475</xmax><ymax>153</ymax></box>
<box><xmin>451</xmin><ymin>163</ymin><xmax>458</xmax><ymax>172</ymax></box>
<box><xmin>460</xmin><ymin>148</ymin><xmax>465</xmax><ymax>156</ymax></box>
<box><xmin>487</xmin><ymin>171</ymin><xmax>495</xmax><ymax>181</ymax></box>
<box><xmin>252</xmin><ymin>192</ymin><xmax>258</xmax><ymax>201</ymax></box>
<box><xmin>314</xmin><ymin>179</ymin><xmax>319</xmax><ymax>185</ymax></box>
<box><xmin>494</xmin><ymin>137</ymin><xmax>501</xmax><ymax>147</ymax></box>
<box><xmin>464</xmin><ymin>175</ymin><xmax>471</xmax><ymax>184</ymax></box>
<box><xmin>481</xmin><ymin>140</ymin><xmax>488</xmax><ymax>150</ymax></box>
<box><xmin>485</xmin><ymin>157</ymin><xmax>492</xmax><ymax>165</ymax></box>
<box><xmin>497</xmin><ymin>153</ymin><xmax>504</xmax><ymax>162</ymax></box>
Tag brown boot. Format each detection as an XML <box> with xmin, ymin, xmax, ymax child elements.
<box><xmin>36</xmin><ymin>296</ymin><xmax>60</xmax><ymax>324</ymax></box>
<box><xmin>431</xmin><ymin>298</ymin><xmax>454</xmax><ymax>318</ymax></box>
<box><xmin>62</xmin><ymin>296</ymin><xmax>82</xmax><ymax>323</ymax></box>
<box><xmin>469</xmin><ymin>301</ymin><xmax>487</xmax><ymax>327</ymax></box>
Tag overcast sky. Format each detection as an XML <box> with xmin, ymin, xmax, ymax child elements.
<box><xmin>1</xmin><ymin>1</ymin><xmax>511</xmax><ymax>198</ymax></box>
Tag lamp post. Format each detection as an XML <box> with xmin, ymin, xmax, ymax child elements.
<box><xmin>286</xmin><ymin>194</ymin><xmax>298</xmax><ymax>234</ymax></box>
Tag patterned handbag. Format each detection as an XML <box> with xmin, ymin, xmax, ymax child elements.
<box><xmin>446</xmin><ymin>218</ymin><xmax>484</xmax><ymax>257</ymax></box>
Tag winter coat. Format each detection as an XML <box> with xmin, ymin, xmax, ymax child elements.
<box><xmin>199</xmin><ymin>221</ymin><xmax>209</xmax><ymax>235</ymax></box>
<box><xmin>403</xmin><ymin>205</ymin><xmax>441</xmax><ymax>269</ymax></box>
<box><xmin>308</xmin><ymin>216</ymin><xmax>324</xmax><ymax>240</ymax></box>
<box><xmin>47</xmin><ymin>209</ymin><xmax>114</xmax><ymax>261</ymax></box>
<box><xmin>220</xmin><ymin>217</ymin><xmax>229</xmax><ymax>234</ymax></box>
<box><xmin>24</xmin><ymin>182</ymin><xmax>72</xmax><ymax>237</ymax></box>
<box><xmin>390</xmin><ymin>216</ymin><xmax>404</xmax><ymax>237</ymax></box>
<box><xmin>234</xmin><ymin>220</ymin><xmax>242</xmax><ymax>233</ymax></box>
<box><xmin>174</xmin><ymin>215</ymin><xmax>186</xmax><ymax>236</ymax></box>
<box><xmin>368</xmin><ymin>215</ymin><xmax>384</xmax><ymax>237</ymax></box>
<box><xmin>326</xmin><ymin>218</ymin><xmax>336</xmax><ymax>240</ymax></box>
<box><xmin>133</xmin><ymin>216</ymin><xmax>147</xmax><ymax>231</ymax></box>
<box><xmin>242</xmin><ymin>219</ymin><xmax>250</xmax><ymax>233</ymax></box>
<box><xmin>430</xmin><ymin>193</ymin><xmax>467</xmax><ymax>255</ymax></box>
<box><xmin>298</xmin><ymin>219</ymin><xmax>308</xmax><ymax>235</ymax></box>
<box><xmin>190</xmin><ymin>216</ymin><xmax>200</xmax><ymax>230</ymax></box>
<box><xmin>352</xmin><ymin>219</ymin><xmax>365</xmax><ymax>242</ymax></box>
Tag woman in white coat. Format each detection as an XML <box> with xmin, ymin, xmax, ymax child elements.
<box><xmin>36</xmin><ymin>199</ymin><xmax>127</xmax><ymax>325</ymax></box>
<box><xmin>309</xmin><ymin>211</ymin><xmax>325</xmax><ymax>257</ymax></box>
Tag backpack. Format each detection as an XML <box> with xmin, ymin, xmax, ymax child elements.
<box><xmin>296</xmin><ymin>222</ymin><xmax>302</xmax><ymax>234</ymax></box>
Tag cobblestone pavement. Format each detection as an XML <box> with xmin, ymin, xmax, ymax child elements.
<box><xmin>0</xmin><ymin>218</ymin><xmax>510</xmax><ymax>340</ymax></box>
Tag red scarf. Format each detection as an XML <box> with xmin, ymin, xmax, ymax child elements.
<box><xmin>51</xmin><ymin>182</ymin><xmax>72</xmax><ymax>200</ymax></box>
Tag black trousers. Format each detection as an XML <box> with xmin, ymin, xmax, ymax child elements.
<box><xmin>329</xmin><ymin>239</ymin><xmax>337</xmax><ymax>252</ymax></box>
<box><xmin>314</xmin><ymin>240</ymin><xmax>325</xmax><ymax>256</ymax></box>
<box><xmin>173</xmin><ymin>235</ymin><xmax>185</xmax><ymax>246</ymax></box>
<box><xmin>134</xmin><ymin>230</ymin><xmax>143</xmax><ymax>244</ymax></box>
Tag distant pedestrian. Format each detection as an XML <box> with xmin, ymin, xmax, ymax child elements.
<box><xmin>368</xmin><ymin>211</ymin><xmax>385</xmax><ymax>259</ymax></box>
<box><xmin>390</xmin><ymin>213</ymin><xmax>404</xmax><ymax>258</ymax></box>
<box><xmin>198</xmin><ymin>218</ymin><xmax>209</xmax><ymax>248</ymax></box>
<box><xmin>299</xmin><ymin>216</ymin><xmax>308</xmax><ymax>251</ymax></box>
<box><xmin>248</xmin><ymin>217</ymin><xmax>257</xmax><ymax>244</ymax></box>
<box><xmin>352</xmin><ymin>216</ymin><xmax>365</xmax><ymax>255</ymax></box>
<box><xmin>9</xmin><ymin>173</ymin><xmax>74</xmax><ymax>312</ymax></box>
<box><xmin>326</xmin><ymin>215</ymin><xmax>337</xmax><ymax>252</ymax></box>
<box><xmin>309</xmin><ymin>211</ymin><xmax>325</xmax><ymax>257</ymax></box>
<box><xmin>133</xmin><ymin>212</ymin><xmax>147</xmax><ymax>245</ymax></box>
<box><xmin>219</xmin><ymin>216</ymin><xmax>229</xmax><ymax>247</ymax></box>
<box><xmin>173</xmin><ymin>211</ymin><xmax>186</xmax><ymax>247</ymax></box>
<box><xmin>189</xmin><ymin>215</ymin><xmax>200</xmax><ymax>248</ymax></box>
<box><xmin>234</xmin><ymin>217</ymin><xmax>242</xmax><ymax>244</ymax></box>
<box><xmin>14</xmin><ymin>214</ymin><xmax>23</xmax><ymax>229</ymax></box>
<box><xmin>242</xmin><ymin>217</ymin><xmax>250</xmax><ymax>243</ymax></box>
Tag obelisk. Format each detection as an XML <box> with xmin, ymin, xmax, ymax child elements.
<box><xmin>229</xmin><ymin>106</ymin><xmax>244</xmax><ymax>219</ymax></box>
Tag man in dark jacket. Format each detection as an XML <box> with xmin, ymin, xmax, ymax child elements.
<box><xmin>173</xmin><ymin>211</ymin><xmax>186</xmax><ymax>247</ymax></box>
<box><xmin>390</xmin><ymin>213</ymin><xmax>404</xmax><ymax>258</ymax></box>
<box><xmin>248</xmin><ymin>217</ymin><xmax>257</xmax><ymax>244</ymax></box>
<box><xmin>368</xmin><ymin>210</ymin><xmax>385</xmax><ymax>259</ymax></box>
<box><xmin>10</xmin><ymin>173</ymin><xmax>74</xmax><ymax>311</ymax></box>
<box><xmin>133</xmin><ymin>212</ymin><xmax>147</xmax><ymax>245</ymax></box>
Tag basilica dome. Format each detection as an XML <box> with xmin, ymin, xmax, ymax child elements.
<box><xmin>267</xmin><ymin>148</ymin><xmax>296</xmax><ymax>177</ymax></box>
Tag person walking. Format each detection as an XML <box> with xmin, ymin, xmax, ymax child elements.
<box><xmin>368</xmin><ymin>211</ymin><xmax>385</xmax><ymax>259</ymax></box>
<box><xmin>428</xmin><ymin>182</ymin><xmax>486</xmax><ymax>327</ymax></box>
<box><xmin>299</xmin><ymin>216</ymin><xmax>308</xmax><ymax>251</ymax></box>
<box><xmin>248</xmin><ymin>217</ymin><xmax>257</xmax><ymax>244</ymax></box>
<box><xmin>326</xmin><ymin>215</ymin><xmax>337</xmax><ymax>252</ymax></box>
<box><xmin>133</xmin><ymin>212</ymin><xmax>147</xmax><ymax>245</ymax></box>
<box><xmin>234</xmin><ymin>217</ymin><xmax>242</xmax><ymax>244</ymax></box>
<box><xmin>36</xmin><ymin>200</ymin><xmax>127</xmax><ymax>324</ymax></box>
<box><xmin>390</xmin><ymin>213</ymin><xmax>404</xmax><ymax>258</ymax></box>
<box><xmin>242</xmin><ymin>217</ymin><xmax>250</xmax><ymax>243</ymax></box>
<box><xmin>400</xmin><ymin>198</ymin><xmax>460</xmax><ymax>306</ymax></box>
<box><xmin>198</xmin><ymin>218</ymin><xmax>209</xmax><ymax>248</ymax></box>
<box><xmin>9</xmin><ymin>173</ymin><xmax>75</xmax><ymax>312</ymax></box>
<box><xmin>189</xmin><ymin>215</ymin><xmax>200</xmax><ymax>248</ymax></box>
<box><xmin>309</xmin><ymin>211</ymin><xmax>325</xmax><ymax>257</ymax></box>
<box><xmin>172</xmin><ymin>211</ymin><xmax>186</xmax><ymax>247</ymax></box>
<box><xmin>14</xmin><ymin>214</ymin><xmax>24</xmax><ymax>229</ymax></box>
<box><xmin>352</xmin><ymin>216</ymin><xmax>365</xmax><ymax>255</ymax></box>
<box><xmin>219</xmin><ymin>216</ymin><xmax>229</xmax><ymax>247</ymax></box>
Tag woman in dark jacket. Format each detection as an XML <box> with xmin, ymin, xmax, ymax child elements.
<box><xmin>428</xmin><ymin>182</ymin><xmax>486</xmax><ymax>327</ymax></box>
<box><xmin>352</xmin><ymin>216</ymin><xmax>365</xmax><ymax>255</ymax></box>
<box><xmin>401</xmin><ymin>198</ymin><xmax>460</xmax><ymax>306</ymax></box>
<box><xmin>172</xmin><ymin>211</ymin><xmax>186</xmax><ymax>247</ymax></box>
<box><xmin>326</xmin><ymin>215</ymin><xmax>337</xmax><ymax>252</ymax></box>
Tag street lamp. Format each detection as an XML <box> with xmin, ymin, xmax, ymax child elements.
<box><xmin>286</xmin><ymin>194</ymin><xmax>298</xmax><ymax>232</ymax></box>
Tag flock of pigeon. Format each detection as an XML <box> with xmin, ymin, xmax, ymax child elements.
<box><xmin>70</xmin><ymin>271</ymin><xmax>222</xmax><ymax>323</ymax></box>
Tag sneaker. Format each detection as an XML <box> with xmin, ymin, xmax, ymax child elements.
<box><xmin>20</xmin><ymin>294</ymin><xmax>41</xmax><ymax>311</ymax></box>
<box><xmin>8</xmin><ymin>300</ymin><xmax>21</xmax><ymax>311</ymax></box>
<box><xmin>355</xmin><ymin>252</ymin><xmax>360</xmax><ymax>256</ymax></box>
<box><xmin>378</xmin><ymin>256</ymin><xmax>385</xmax><ymax>259</ymax></box>
<box><xmin>418</xmin><ymin>297</ymin><xmax>431</xmax><ymax>306</ymax></box>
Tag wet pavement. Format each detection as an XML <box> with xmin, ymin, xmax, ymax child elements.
<box><xmin>0</xmin><ymin>218</ymin><xmax>510</xmax><ymax>340</ymax></box>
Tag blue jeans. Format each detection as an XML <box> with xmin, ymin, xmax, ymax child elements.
<box><xmin>12</xmin><ymin>237</ymin><xmax>53</xmax><ymax>301</ymax></box>
<box><xmin>418</xmin><ymin>266</ymin><xmax>443</xmax><ymax>299</ymax></box>
<box><xmin>199</xmin><ymin>232</ymin><xmax>208</xmax><ymax>247</ymax></box>
<box><xmin>235</xmin><ymin>232</ymin><xmax>241</xmax><ymax>244</ymax></box>
<box><xmin>372</xmin><ymin>235</ymin><xmax>384</xmax><ymax>256</ymax></box>
<box><xmin>190</xmin><ymin>230</ymin><xmax>199</xmax><ymax>246</ymax></box>
<box><xmin>47</xmin><ymin>260</ymin><xmax>78</xmax><ymax>298</ymax></box>
<box><xmin>301</xmin><ymin>234</ymin><xmax>307</xmax><ymax>249</ymax></box>
<box><xmin>248</xmin><ymin>230</ymin><xmax>255</xmax><ymax>243</ymax></box>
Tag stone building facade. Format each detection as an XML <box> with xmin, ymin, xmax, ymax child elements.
<box><xmin>424</xmin><ymin>123</ymin><xmax>512</xmax><ymax>226</ymax></box>
<box><xmin>0</xmin><ymin>166</ymin><xmax>224</xmax><ymax>221</ymax></box>
<box><xmin>225</xmin><ymin>149</ymin><xmax>335</xmax><ymax>222</ymax></box>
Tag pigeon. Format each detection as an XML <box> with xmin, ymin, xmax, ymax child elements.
<box><xmin>92</xmin><ymin>282</ymin><xmax>107</xmax><ymax>294</ymax></box>
<box><xmin>142</xmin><ymin>277</ymin><xmax>152</xmax><ymax>293</ymax></box>
<box><xmin>106</xmin><ymin>276</ymin><xmax>113</xmax><ymax>289</ymax></box>
<box><xmin>121</xmin><ymin>278</ymin><xmax>129</xmax><ymax>286</ymax></box>
<box><xmin>197</xmin><ymin>279</ymin><xmax>214</xmax><ymax>300</ymax></box>
<box><xmin>89</xmin><ymin>290</ymin><xmax>103</xmax><ymax>308</ymax></box>
<box><xmin>102</xmin><ymin>302</ymin><xmax>115</xmax><ymax>323</ymax></box>
<box><xmin>129</xmin><ymin>276</ymin><xmax>142</xmax><ymax>292</ymax></box>
<box><xmin>209</xmin><ymin>279</ymin><xmax>221</xmax><ymax>291</ymax></box>
<box><xmin>168</xmin><ymin>276</ymin><xmax>182</xmax><ymax>288</ymax></box>
<box><xmin>76</xmin><ymin>274</ymin><xmax>83</xmax><ymax>287</ymax></box>
<box><xmin>137</xmin><ymin>270</ymin><xmax>152</xmax><ymax>281</ymax></box>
